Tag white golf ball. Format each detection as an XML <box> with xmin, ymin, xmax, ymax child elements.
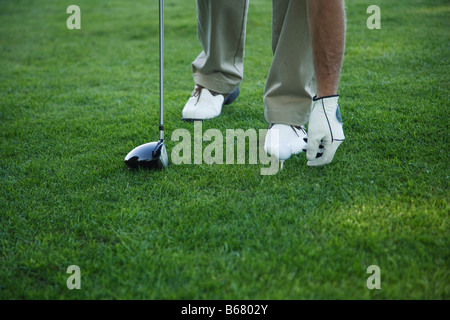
<box><xmin>273</xmin><ymin>143</ymin><xmax>292</xmax><ymax>160</ymax></box>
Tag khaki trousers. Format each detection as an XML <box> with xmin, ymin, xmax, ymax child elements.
<box><xmin>192</xmin><ymin>0</ymin><xmax>316</xmax><ymax>126</ymax></box>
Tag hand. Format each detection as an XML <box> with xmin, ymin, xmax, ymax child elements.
<box><xmin>306</xmin><ymin>96</ymin><xmax>345</xmax><ymax>166</ymax></box>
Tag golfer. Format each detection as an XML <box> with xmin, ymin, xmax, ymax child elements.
<box><xmin>182</xmin><ymin>0</ymin><xmax>346</xmax><ymax>166</ymax></box>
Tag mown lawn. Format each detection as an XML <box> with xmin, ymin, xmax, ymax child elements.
<box><xmin>0</xmin><ymin>0</ymin><xmax>448</xmax><ymax>299</ymax></box>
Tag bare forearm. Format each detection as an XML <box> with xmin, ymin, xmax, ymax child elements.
<box><xmin>307</xmin><ymin>0</ymin><xmax>346</xmax><ymax>98</ymax></box>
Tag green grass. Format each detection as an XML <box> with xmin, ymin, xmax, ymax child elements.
<box><xmin>0</xmin><ymin>0</ymin><xmax>448</xmax><ymax>299</ymax></box>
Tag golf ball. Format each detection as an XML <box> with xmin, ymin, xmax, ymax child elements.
<box><xmin>273</xmin><ymin>143</ymin><xmax>292</xmax><ymax>160</ymax></box>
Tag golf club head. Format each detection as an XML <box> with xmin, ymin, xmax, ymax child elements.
<box><xmin>124</xmin><ymin>139</ymin><xmax>169</xmax><ymax>170</ymax></box>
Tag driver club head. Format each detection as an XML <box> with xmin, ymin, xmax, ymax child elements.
<box><xmin>124</xmin><ymin>139</ymin><xmax>169</xmax><ymax>170</ymax></box>
<box><xmin>125</xmin><ymin>0</ymin><xmax>167</xmax><ymax>171</ymax></box>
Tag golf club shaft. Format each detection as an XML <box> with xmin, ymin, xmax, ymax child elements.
<box><xmin>159</xmin><ymin>0</ymin><xmax>164</xmax><ymax>141</ymax></box>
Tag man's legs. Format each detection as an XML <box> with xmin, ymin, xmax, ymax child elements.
<box><xmin>264</xmin><ymin>0</ymin><xmax>345</xmax><ymax>123</ymax></box>
<box><xmin>264</xmin><ymin>0</ymin><xmax>315</xmax><ymax>127</ymax></box>
<box><xmin>264</xmin><ymin>0</ymin><xmax>346</xmax><ymax>166</ymax></box>
<box><xmin>182</xmin><ymin>0</ymin><xmax>248</xmax><ymax>121</ymax></box>
<box><xmin>263</xmin><ymin>0</ymin><xmax>315</xmax><ymax>161</ymax></box>
<box><xmin>192</xmin><ymin>0</ymin><xmax>249</xmax><ymax>94</ymax></box>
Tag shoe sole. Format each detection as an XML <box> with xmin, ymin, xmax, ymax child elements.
<box><xmin>182</xmin><ymin>87</ymin><xmax>240</xmax><ymax>122</ymax></box>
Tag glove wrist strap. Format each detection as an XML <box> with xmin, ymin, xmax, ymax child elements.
<box><xmin>313</xmin><ymin>94</ymin><xmax>340</xmax><ymax>101</ymax></box>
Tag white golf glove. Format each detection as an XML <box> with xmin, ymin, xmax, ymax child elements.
<box><xmin>306</xmin><ymin>95</ymin><xmax>345</xmax><ymax>166</ymax></box>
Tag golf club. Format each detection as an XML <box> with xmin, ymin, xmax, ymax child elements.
<box><xmin>124</xmin><ymin>0</ymin><xmax>169</xmax><ymax>170</ymax></box>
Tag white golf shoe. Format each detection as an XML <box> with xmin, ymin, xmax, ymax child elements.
<box><xmin>264</xmin><ymin>124</ymin><xmax>308</xmax><ymax>161</ymax></box>
<box><xmin>182</xmin><ymin>85</ymin><xmax>239</xmax><ymax>121</ymax></box>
